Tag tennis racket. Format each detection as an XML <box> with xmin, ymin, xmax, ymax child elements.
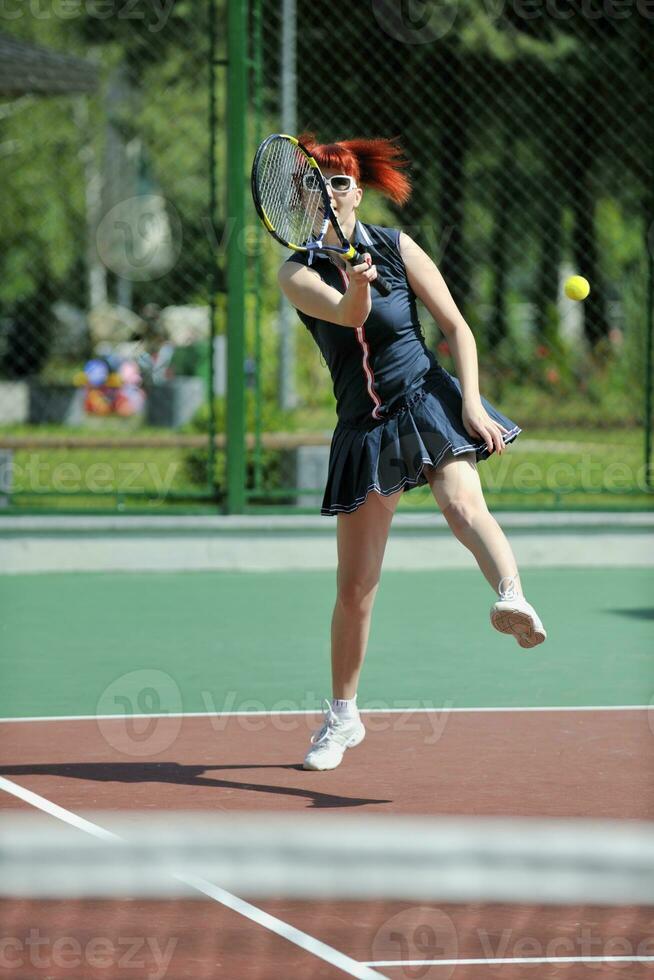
<box><xmin>251</xmin><ymin>133</ymin><xmax>391</xmax><ymax>297</ymax></box>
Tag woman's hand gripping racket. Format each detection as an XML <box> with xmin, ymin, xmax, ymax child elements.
<box><xmin>251</xmin><ymin>133</ymin><xmax>391</xmax><ymax>297</ymax></box>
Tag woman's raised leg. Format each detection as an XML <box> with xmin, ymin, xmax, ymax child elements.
<box><xmin>424</xmin><ymin>451</ymin><xmax>546</xmax><ymax>648</ymax></box>
<box><xmin>424</xmin><ymin>451</ymin><xmax>523</xmax><ymax>594</ymax></box>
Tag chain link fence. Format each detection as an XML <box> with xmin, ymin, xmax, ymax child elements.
<box><xmin>247</xmin><ymin>0</ymin><xmax>654</xmax><ymax>511</ymax></box>
<box><xmin>0</xmin><ymin>4</ymin><xmax>223</xmax><ymax>511</ymax></box>
<box><xmin>1</xmin><ymin>2</ymin><xmax>652</xmax><ymax>512</ymax></box>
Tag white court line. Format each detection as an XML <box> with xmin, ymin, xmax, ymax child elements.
<box><xmin>0</xmin><ymin>777</ymin><xmax>117</xmax><ymax>841</ymax></box>
<box><xmin>0</xmin><ymin>705</ymin><xmax>651</xmax><ymax>724</ymax></box>
<box><xmin>0</xmin><ymin>776</ymin><xmax>388</xmax><ymax>980</ymax></box>
<box><xmin>364</xmin><ymin>957</ymin><xmax>654</xmax><ymax>967</ymax></box>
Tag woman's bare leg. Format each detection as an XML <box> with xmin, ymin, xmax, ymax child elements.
<box><xmin>331</xmin><ymin>489</ymin><xmax>402</xmax><ymax>699</ymax></box>
<box><xmin>424</xmin><ymin>451</ymin><xmax>523</xmax><ymax>595</ymax></box>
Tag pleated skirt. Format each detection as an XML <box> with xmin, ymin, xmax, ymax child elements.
<box><xmin>321</xmin><ymin>368</ymin><xmax>521</xmax><ymax>516</ymax></box>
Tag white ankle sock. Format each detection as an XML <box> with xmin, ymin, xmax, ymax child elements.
<box><xmin>331</xmin><ymin>696</ymin><xmax>358</xmax><ymax>720</ymax></box>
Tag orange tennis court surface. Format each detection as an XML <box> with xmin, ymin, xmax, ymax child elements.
<box><xmin>1</xmin><ymin>708</ymin><xmax>652</xmax><ymax>979</ymax></box>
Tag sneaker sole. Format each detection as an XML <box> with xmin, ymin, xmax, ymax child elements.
<box><xmin>490</xmin><ymin>609</ymin><xmax>547</xmax><ymax>649</ymax></box>
<box><xmin>302</xmin><ymin>726</ymin><xmax>366</xmax><ymax>771</ymax></box>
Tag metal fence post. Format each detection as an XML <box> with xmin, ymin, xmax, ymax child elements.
<box><xmin>646</xmin><ymin>33</ymin><xmax>654</xmax><ymax>491</ymax></box>
<box><xmin>646</xmin><ymin>203</ymin><xmax>653</xmax><ymax>492</ymax></box>
<box><xmin>252</xmin><ymin>0</ymin><xmax>264</xmax><ymax>493</ymax></box>
<box><xmin>225</xmin><ymin>0</ymin><xmax>247</xmax><ymax>513</ymax></box>
<box><xmin>208</xmin><ymin>0</ymin><xmax>219</xmax><ymax>505</ymax></box>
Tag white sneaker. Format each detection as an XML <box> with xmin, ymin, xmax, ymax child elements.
<box><xmin>490</xmin><ymin>575</ymin><xmax>547</xmax><ymax>649</ymax></box>
<box><xmin>303</xmin><ymin>700</ymin><xmax>366</xmax><ymax>771</ymax></box>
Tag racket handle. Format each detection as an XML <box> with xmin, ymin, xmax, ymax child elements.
<box><xmin>350</xmin><ymin>249</ymin><xmax>391</xmax><ymax>297</ymax></box>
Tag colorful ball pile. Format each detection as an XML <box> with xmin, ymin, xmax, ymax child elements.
<box><xmin>75</xmin><ymin>358</ymin><xmax>145</xmax><ymax>417</ymax></box>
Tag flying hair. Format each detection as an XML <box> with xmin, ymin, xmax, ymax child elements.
<box><xmin>298</xmin><ymin>133</ymin><xmax>411</xmax><ymax>205</ymax></box>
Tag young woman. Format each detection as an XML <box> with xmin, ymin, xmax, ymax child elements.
<box><xmin>278</xmin><ymin>135</ymin><xmax>547</xmax><ymax>771</ymax></box>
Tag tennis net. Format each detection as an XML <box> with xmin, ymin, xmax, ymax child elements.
<box><xmin>2</xmin><ymin>811</ymin><xmax>653</xmax><ymax>979</ymax></box>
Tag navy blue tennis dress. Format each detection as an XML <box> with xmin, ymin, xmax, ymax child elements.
<box><xmin>287</xmin><ymin>221</ymin><xmax>521</xmax><ymax>516</ymax></box>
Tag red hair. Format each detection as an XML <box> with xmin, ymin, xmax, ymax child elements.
<box><xmin>298</xmin><ymin>133</ymin><xmax>411</xmax><ymax>206</ymax></box>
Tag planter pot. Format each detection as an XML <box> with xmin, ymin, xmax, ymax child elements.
<box><xmin>28</xmin><ymin>383</ymin><xmax>86</xmax><ymax>425</ymax></box>
<box><xmin>144</xmin><ymin>377</ymin><xmax>206</xmax><ymax>428</ymax></box>
<box><xmin>0</xmin><ymin>381</ymin><xmax>29</xmax><ymax>424</ymax></box>
<box><xmin>283</xmin><ymin>444</ymin><xmax>330</xmax><ymax>508</ymax></box>
<box><xmin>0</xmin><ymin>448</ymin><xmax>11</xmax><ymax>506</ymax></box>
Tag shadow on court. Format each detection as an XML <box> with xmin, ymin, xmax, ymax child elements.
<box><xmin>606</xmin><ymin>607</ymin><xmax>654</xmax><ymax>620</ymax></box>
<box><xmin>0</xmin><ymin>762</ymin><xmax>391</xmax><ymax>809</ymax></box>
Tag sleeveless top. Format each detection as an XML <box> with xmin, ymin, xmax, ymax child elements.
<box><xmin>286</xmin><ymin>220</ymin><xmax>443</xmax><ymax>428</ymax></box>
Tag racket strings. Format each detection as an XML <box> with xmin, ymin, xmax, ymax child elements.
<box><xmin>257</xmin><ymin>139</ymin><xmax>324</xmax><ymax>247</ymax></box>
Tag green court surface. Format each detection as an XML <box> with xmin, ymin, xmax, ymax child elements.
<box><xmin>0</xmin><ymin>567</ymin><xmax>651</xmax><ymax>719</ymax></box>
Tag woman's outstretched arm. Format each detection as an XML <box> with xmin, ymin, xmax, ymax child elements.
<box><xmin>400</xmin><ymin>231</ymin><xmax>507</xmax><ymax>455</ymax></box>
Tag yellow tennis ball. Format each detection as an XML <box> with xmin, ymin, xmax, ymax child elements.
<box><xmin>564</xmin><ymin>275</ymin><xmax>590</xmax><ymax>301</ymax></box>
